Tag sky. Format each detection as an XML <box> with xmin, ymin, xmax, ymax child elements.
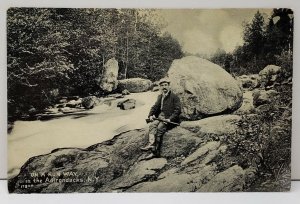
<box><xmin>156</xmin><ymin>9</ymin><xmax>272</xmax><ymax>56</ymax></box>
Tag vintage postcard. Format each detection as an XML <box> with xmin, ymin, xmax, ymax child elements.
<box><xmin>7</xmin><ymin>8</ymin><xmax>293</xmax><ymax>193</ymax></box>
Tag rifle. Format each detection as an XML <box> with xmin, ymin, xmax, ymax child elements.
<box><xmin>145</xmin><ymin>117</ymin><xmax>180</xmax><ymax>126</ymax></box>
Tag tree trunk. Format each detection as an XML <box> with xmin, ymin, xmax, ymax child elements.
<box><xmin>125</xmin><ymin>30</ymin><xmax>129</xmax><ymax>79</ymax></box>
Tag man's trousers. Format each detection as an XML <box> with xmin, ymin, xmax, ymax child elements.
<box><xmin>148</xmin><ymin>120</ymin><xmax>168</xmax><ymax>157</ymax></box>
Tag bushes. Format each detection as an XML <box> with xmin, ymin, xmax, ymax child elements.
<box><xmin>275</xmin><ymin>51</ymin><xmax>293</xmax><ymax>82</ymax></box>
<box><xmin>218</xmin><ymin>82</ymin><xmax>291</xmax><ymax>191</ymax></box>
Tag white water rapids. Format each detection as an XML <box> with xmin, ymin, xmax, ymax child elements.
<box><xmin>8</xmin><ymin>91</ymin><xmax>159</xmax><ymax>178</ymax></box>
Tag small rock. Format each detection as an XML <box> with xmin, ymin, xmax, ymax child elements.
<box><xmin>253</xmin><ymin>90</ymin><xmax>278</xmax><ymax>107</ymax></box>
<box><xmin>117</xmin><ymin>99</ymin><xmax>136</xmax><ymax>110</ymax></box>
<box><xmin>66</xmin><ymin>99</ymin><xmax>82</xmax><ymax>108</ymax></box>
<box><xmin>152</xmin><ymin>86</ymin><xmax>160</xmax><ymax>92</ymax></box>
<box><xmin>237</xmin><ymin>74</ymin><xmax>260</xmax><ymax>90</ymax></box>
<box><xmin>259</xmin><ymin>65</ymin><xmax>281</xmax><ymax>76</ymax></box>
<box><xmin>245</xmin><ymin>167</ymin><xmax>257</xmax><ymax>185</ymax></box>
<box><xmin>68</xmin><ymin>96</ymin><xmax>80</xmax><ymax>100</ymax></box>
<box><xmin>259</xmin><ymin>65</ymin><xmax>281</xmax><ymax>87</ymax></box>
<box><xmin>60</xmin><ymin>107</ymin><xmax>72</xmax><ymax>113</ymax></box>
<box><xmin>56</xmin><ymin>104</ymin><xmax>65</xmax><ymax>108</ymax></box>
<box><xmin>256</xmin><ymin>104</ymin><xmax>273</xmax><ymax>113</ymax></box>
<box><xmin>109</xmin><ymin>93</ymin><xmax>124</xmax><ymax>99</ymax></box>
<box><xmin>59</xmin><ymin>98</ymin><xmax>68</xmax><ymax>103</ymax></box>
<box><xmin>28</xmin><ymin>107</ymin><xmax>37</xmax><ymax>115</ymax></box>
<box><xmin>82</xmin><ymin>96</ymin><xmax>98</xmax><ymax>109</ymax></box>
<box><xmin>44</xmin><ymin>108</ymin><xmax>59</xmax><ymax>114</ymax></box>
<box><xmin>121</xmin><ymin>89</ymin><xmax>130</xmax><ymax>95</ymax></box>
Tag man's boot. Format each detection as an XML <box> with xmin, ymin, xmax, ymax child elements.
<box><xmin>142</xmin><ymin>141</ymin><xmax>159</xmax><ymax>160</ymax></box>
<box><xmin>140</xmin><ymin>134</ymin><xmax>155</xmax><ymax>151</ymax></box>
<box><xmin>143</xmin><ymin>152</ymin><xmax>156</xmax><ymax>160</ymax></box>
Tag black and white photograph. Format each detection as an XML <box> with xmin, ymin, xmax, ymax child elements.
<box><xmin>7</xmin><ymin>8</ymin><xmax>293</xmax><ymax>193</ymax></box>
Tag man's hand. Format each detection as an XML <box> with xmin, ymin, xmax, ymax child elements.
<box><xmin>163</xmin><ymin>119</ymin><xmax>170</xmax><ymax>125</ymax></box>
<box><xmin>149</xmin><ymin>115</ymin><xmax>156</xmax><ymax>122</ymax></box>
<box><xmin>158</xmin><ymin>115</ymin><xmax>165</xmax><ymax>120</ymax></box>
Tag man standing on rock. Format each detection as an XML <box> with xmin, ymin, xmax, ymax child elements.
<box><xmin>140</xmin><ymin>78</ymin><xmax>181</xmax><ymax>159</ymax></box>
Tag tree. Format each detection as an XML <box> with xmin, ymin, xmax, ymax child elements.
<box><xmin>7</xmin><ymin>8</ymin><xmax>73</xmax><ymax>118</ymax></box>
<box><xmin>242</xmin><ymin>11</ymin><xmax>266</xmax><ymax>72</ymax></box>
<box><xmin>244</xmin><ymin>11</ymin><xmax>265</xmax><ymax>56</ymax></box>
<box><xmin>210</xmin><ymin>49</ymin><xmax>233</xmax><ymax>73</ymax></box>
<box><xmin>272</xmin><ymin>9</ymin><xmax>293</xmax><ymax>53</ymax></box>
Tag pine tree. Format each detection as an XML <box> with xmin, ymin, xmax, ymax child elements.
<box><xmin>243</xmin><ymin>11</ymin><xmax>265</xmax><ymax>71</ymax></box>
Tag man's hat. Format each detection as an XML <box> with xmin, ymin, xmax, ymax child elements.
<box><xmin>158</xmin><ymin>78</ymin><xmax>171</xmax><ymax>85</ymax></box>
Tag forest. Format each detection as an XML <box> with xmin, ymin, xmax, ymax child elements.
<box><xmin>7</xmin><ymin>8</ymin><xmax>183</xmax><ymax>120</ymax></box>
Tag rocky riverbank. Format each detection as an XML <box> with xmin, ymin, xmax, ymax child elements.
<box><xmin>9</xmin><ymin>114</ymin><xmax>247</xmax><ymax>193</ymax></box>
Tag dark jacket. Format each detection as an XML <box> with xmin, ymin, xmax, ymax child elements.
<box><xmin>148</xmin><ymin>91</ymin><xmax>181</xmax><ymax>123</ymax></box>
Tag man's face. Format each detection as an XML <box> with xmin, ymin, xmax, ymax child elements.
<box><xmin>160</xmin><ymin>82</ymin><xmax>170</xmax><ymax>94</ymax></box>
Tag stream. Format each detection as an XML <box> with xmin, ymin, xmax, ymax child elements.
<box><xmin>8</xmin><ymin>91</ymin><xmax>159</xmax><ymax>178</ymax></box>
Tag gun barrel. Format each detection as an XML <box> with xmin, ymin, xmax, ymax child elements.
<box><xmin>145</xmin><ymin>118</ymin><xmax>180</xmax><ymax>126</ymax></box>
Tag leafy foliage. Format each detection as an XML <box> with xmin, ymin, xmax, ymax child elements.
<box><xmin>7</xmin><ymin>8</ymin><xmax>73</xmax><ymax>118</ymax></box>
<box><xmin>7</xmin><ymin>8</ymin><xmax>183</xmax><ymax>120</ymax></box>
<box><xmin>215</xmin><ymin>50</ymin><xmax>292</xmax><ymax>190</ymax></box>
<box><xmin>216</xmin><ymin>97</ymin><xmax>291</xmax><ymax>191</ymax></box>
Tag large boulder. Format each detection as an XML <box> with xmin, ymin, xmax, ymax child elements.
<box><xmin>99</xmin><ymin>58</ymin><xmax>119</xmax><ymax>92</ymax></box>
<box><xmin>259</xmin><ymin>65</ymin><xmax>281</xmax><ymax>87</ymax></box>
<box><xmin>160</xmin><ymin>126</ymin><xmax>203</xmax><ymax>159</ymax></box>
<box><xmin>259</xmin><ymin>65</ymin><xmax>281</xmax><ymax>77</ymax></box>
<box><xmin>168</xmin><ymin>56</ymin><xmax>243</xmax><ymax>120</ymax></box>
<box><xmin>118</xmin><ymin>78</ymin><xmax>152</xmax><ymax>93</ymax></box>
